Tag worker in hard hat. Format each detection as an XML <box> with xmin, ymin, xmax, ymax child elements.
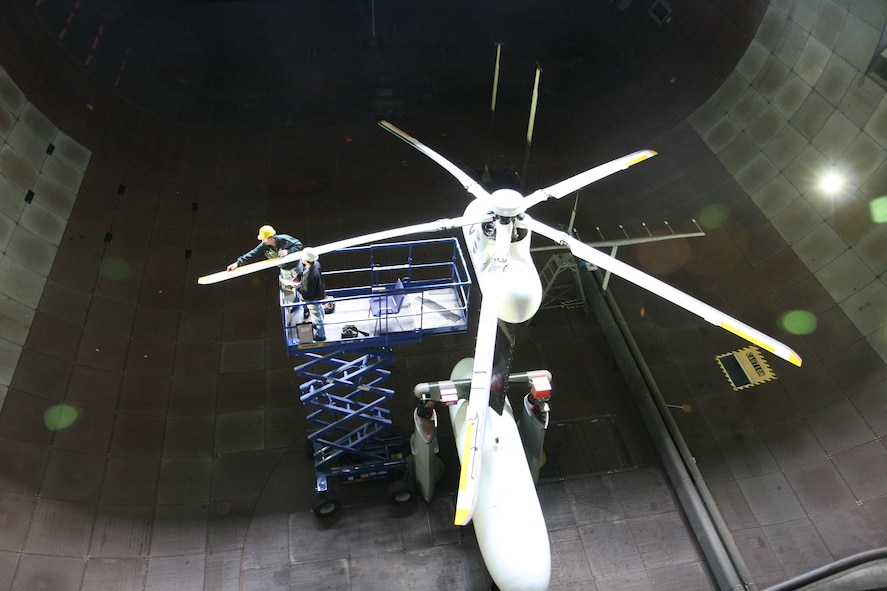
<box><xmin>293</xmin><ymin>248</ymin><xmax>326</xmax><ymax>341</ymax></box>
<box><xmin>227</xmin><ymin>225</ymin><xmax>304</xmax><ymax>285</ymax></box>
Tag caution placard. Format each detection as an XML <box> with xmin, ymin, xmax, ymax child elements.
<box><xmin>716</xmin><ymin>346</ymin><xmax>776</xmax><ymax>391</ymax></box>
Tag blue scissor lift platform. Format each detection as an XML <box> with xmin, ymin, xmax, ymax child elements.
<box><xmin>285</xmin><ymin>238</ymin><xmax>471</xmax><ymax>514</ymax></box>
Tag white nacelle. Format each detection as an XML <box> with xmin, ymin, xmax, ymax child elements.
<box><xmin>462</xmin><ymin>198</ymin><xmax>543</xmax><ymax>324</ymax></box>
<box><xmin>450</xmin><ymin>359</ymin><xmax>551</xmax><ymax>591</ymax></box>
<box><xmin>478</xmin><ymin>258</ymin><xmax>541</xmax><ymax>324</ymax></box>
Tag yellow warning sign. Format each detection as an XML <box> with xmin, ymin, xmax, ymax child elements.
<box><xmin>715</xmin><ymin>346</ymin><xmax>776</xmax><ymax>391</ymax></box>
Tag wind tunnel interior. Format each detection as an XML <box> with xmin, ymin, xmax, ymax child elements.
<box><xmin>1</xmin><ymin>0</ymin><xmax>887</xmax><ymax>590</ymax></box>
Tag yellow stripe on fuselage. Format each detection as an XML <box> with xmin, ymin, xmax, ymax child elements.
<box><xmin>457</xmin><ymin>422</ymin><xmax>475</xmax><ymax>491</ymax></box>
<box><xmin>454</xmin><ymin>421</ymin><xmax>477</xmax><ymax>526</ymax></box>
<box><xmin>454</xmin><ymin>508</ymin><xmax>471</xmax><ymax>526</ymax></box>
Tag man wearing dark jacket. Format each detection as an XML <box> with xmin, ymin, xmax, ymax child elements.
<box><xmin>295</xmin><ymin>248</ymin><xmax>326</xmax><ymax>341</ymax></box>
<box><xmin>227</xmin><ymin>224</ymin><xmax>304</xmax><ymax>284</ymax></box>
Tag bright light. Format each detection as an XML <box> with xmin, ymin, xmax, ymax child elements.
<box><xmin>820</xmin><ymin>171</ymin><xmax>844</xmax><ymax>193</ymax></box>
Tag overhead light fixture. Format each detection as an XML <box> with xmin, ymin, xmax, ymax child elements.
<box><xmin>819</xmin><ymin>170</ymin><xmax>844</xmax><ymax>194</ymax></box>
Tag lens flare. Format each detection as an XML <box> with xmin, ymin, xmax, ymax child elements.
<box><xmin>698</xmin><ymin>204</ymin><xmax>729</xmax><ymax>229</ymax></box>
<box><xmin>637</xmin><ymin>237</ymin><xmax>690</xmax><ymax>274</ymax></box>
<box><xmin>43</xmin><ymin>404</ymin><xmax>81</xmax><ymax>431</ymax></box>
<box><xmin>780</xmin><ymin>310</ymin><xmax>817</xmax><ymax>335</ymax></box>
<box><xmin>871</xmin><ymin>196</ymin><xmax>887</xmax><ymax>223</ymax></box>
<box><xmin>100</xmin><ymin>256</ymin><xmax>130</xmax><ymax>280</ymax></box>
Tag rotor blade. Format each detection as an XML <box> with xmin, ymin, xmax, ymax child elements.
<box><xmin>198</xmin><ymin>213</ymin><xmax>492</xmax><ymax>285</ymax></box>
<box><xmin>379</xmin><ymin>120</ymin><xmax>492</xmax><ymax>203</ymax></box>
<box><xmin>454</xmin><ymin>219</ymin><xmax>513</xmax><ymax>526</ymax></box>
<box><xmin>523</xmin><ymin>215</ymin><xmax>802</xmax><ymax>367</ymax></box>
<box><xmin>522</xmin><ymin>150</ymin><xmax>657</xmax><ymax>210</ymax></box>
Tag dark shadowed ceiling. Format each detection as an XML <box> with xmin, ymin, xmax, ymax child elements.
<box><xmin>31</xmin><ymin>0</ymin><xmax>761</xmax><ymax>127</ymax></box>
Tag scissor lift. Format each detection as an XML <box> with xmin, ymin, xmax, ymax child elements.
<box><xmin>295</xmin><ymin>347</ymin><xmax>411</xmax><ymax>515</ymax></box>
<box><xmin>287</xmin><ymin>238</ymin><xmax>471</xmax><ymax>515</ymax></box>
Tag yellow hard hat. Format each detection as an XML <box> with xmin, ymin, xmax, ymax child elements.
<box><xmin>257</xmin><ymin>225</ymin><xmax>276</xmax><ymax>240</ymax></box>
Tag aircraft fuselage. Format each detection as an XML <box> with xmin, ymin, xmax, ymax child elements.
<box><xmin>449</xmin><ymin>359</ymin><xmax>552</xmax><ymax>591</ymax></box>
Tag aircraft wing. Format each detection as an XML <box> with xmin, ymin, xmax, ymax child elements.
<box><xmin>198</xmin><ymin>214</ymin><xmax>492</xmax><ymax>285</ymax></box>
<box><xmin>379</xmin><ymin>120</ymin><xmax>493</xmax><ymax>203</ymax></box>
<box><xmin>522</xmin><ymin>150</ymin><xmax>657</xmax><ymax>210</ymax></box>
<box><xmin>523</xmin><ymin>215</ymin><xmax>802</xmax><ymax>367</ymax></box>
<box><xmin>454</xmin><ymin>218</ymin><xmax>512</xmax><ymax>526</ymax></box>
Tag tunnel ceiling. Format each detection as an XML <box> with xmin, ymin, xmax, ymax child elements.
<box><xmin>30</xmin><ymin>0</ymin><xmax>760</xmax><ymax>127</ymax></box>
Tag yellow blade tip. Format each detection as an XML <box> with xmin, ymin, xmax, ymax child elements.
<box><xmin>454</xmin><ymin>509</ymin><xmax>471</xmax><ymax>526</ymax></box>
<box><xmin>789</xmin><ymin>353</ymin><xmax>802</xmax><ymax>367</ymax></box>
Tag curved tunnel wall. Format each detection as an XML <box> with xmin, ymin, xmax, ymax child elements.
<box><xmin>664</xmin><ymin>0</ymin><xmax>887</xmax><ymax>587</ymax></box>
<box><xmin>690</xmin><ymin>1</ymin><xmax>887</xmax><ymax>362</ymax></box>
<box><xmin>0</xmin><ymin>0</ymin><xmax>886</xmax><ymax>590</ymax></box>
<box><xmin>0</xmin><ymin>68</ymin><xmax>90</xmax><ymax>412</ymax></box>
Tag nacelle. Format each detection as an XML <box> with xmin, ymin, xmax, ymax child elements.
<box><xmin>463</xmin><ymin>200</ymin><xmax>542</xmax><ymax>324</ymax></box>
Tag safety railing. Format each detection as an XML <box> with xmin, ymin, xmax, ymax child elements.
<box><xmin>280</xmin><ymin>237</ymin><xmax>472</xmax><ymax>353</ymax></box>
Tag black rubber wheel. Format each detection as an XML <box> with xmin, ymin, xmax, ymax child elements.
<box><xmin>311</xmin><ymin>491</ymin><xmax>342</xmax><ymax>517</ymax></box>
<box><xmin>387</xmin><ymin>479</ymin><xmax>416</xmax><ymax>504</ymax></box>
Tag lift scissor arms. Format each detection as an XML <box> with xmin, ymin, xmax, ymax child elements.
<box><xmin>300</xmin><ymin>377</ymin><xmax>394</xmax><ymax>400</ymax></box>
<box><xmin>311</xmin><ymin>433</ymin><xmax>396</xmax><ymax>467</ymax></box>
<box><xmin>295</xmin><ymin>350</ymin><xmax>393</xmax><ymax>381</ymax></box>
<box><xmin>304</xmin><ymin>396</ymin><xmax>393</xmax><ymax>429</ymax></box>
<box><xmin>413</xmin><ymin>369</ymin><xmax>553</xmax><ymax>405</ymax></box>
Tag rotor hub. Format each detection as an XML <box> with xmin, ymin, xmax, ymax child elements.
<box><xmin>489</xmin><ymin>188</ymin><xmax>524</xmax><ymax>218</ymax></box>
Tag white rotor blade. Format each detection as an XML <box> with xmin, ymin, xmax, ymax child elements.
<box><xmin>523</xmin><ymin>215</ymin><xmax>802</xmax><ymax>367</ymax></box>
<box><xmin>522</xmin><ymin>150</ymin><xmax>657</xmax><ymax>210</ymax></box>
<box><xmin>454</xmin><ymin>219</ymin><xmax>513</xmax><ymax>526</ymax></box>
<box><xmin>198</xmin><ymin>213</ymin><xmax>492</xmax><ymax>285</ymax></box>
<box><xmin>379</xmin><ymin>120</ymin><xmax>492</xmax><ymax>203</ymax></box>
